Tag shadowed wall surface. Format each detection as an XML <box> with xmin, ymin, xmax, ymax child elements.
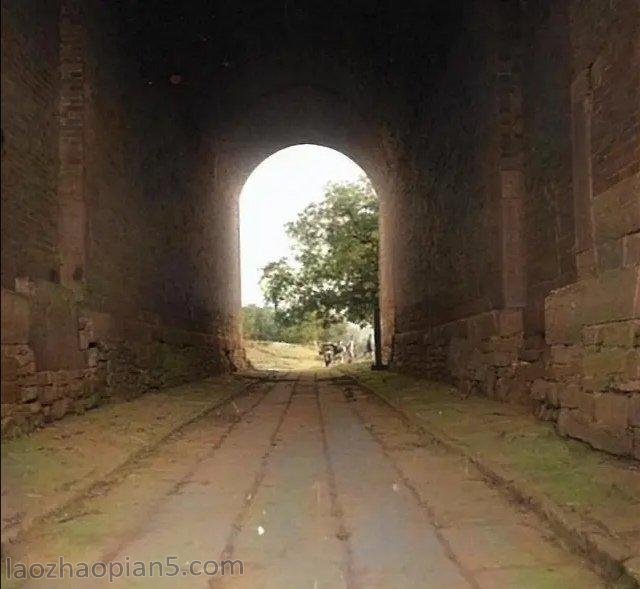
<box><xmin>2</xmin><ymin>0</ymin><xmax>639</xmax><ymax>457</ymax></box>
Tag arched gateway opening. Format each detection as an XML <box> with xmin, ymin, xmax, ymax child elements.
<box><xmin>238</xmin><ymin>144</ymin><xmax>381</xmax><ymax>370</ymax></box>
<box><xmin>200</xmin><ymin>83</ymin><xmax>399</xmax><ymax>373</ymax></box>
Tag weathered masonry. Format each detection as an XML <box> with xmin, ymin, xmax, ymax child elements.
<box><xmin>2</xmin><ymin>1</ymin><xmax>639</xmax><ymax>457</ymax></box>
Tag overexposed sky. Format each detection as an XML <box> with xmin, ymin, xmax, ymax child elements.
<box><xmin>240</xmin><ymin>144</ymin><xmax>366</xmax><ymax>306</ymax></box>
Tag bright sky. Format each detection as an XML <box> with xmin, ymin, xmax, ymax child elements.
<box><xmin>240</xmin><ymin>144</ymin><xmax>366</xmax><ymax>306</ymax></box>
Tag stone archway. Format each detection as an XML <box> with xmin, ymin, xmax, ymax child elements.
<box><xmin>2</xmin><ymin>0</ymin><xmax>638</xmax><ymax>458</ymax></box>
<box><xmin>201</xmin><ymin>82</ymin><xmax>402</xmax><ymax>366</ymax></box>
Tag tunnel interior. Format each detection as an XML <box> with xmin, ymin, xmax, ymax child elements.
<box><xmin>1</xmin><ymin>0</ymin><xmax>639</xmax><ymax>458</ymax></box>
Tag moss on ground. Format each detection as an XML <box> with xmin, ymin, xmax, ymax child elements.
<box><xmin>1</xmin><ymin>374</ymin><xmax>248</xmax><ymax>545</ymax></box>
<box><xmin>341</xmin><ymin>364</ymin><xmax>640</xmax><ymax>534</ymax></box>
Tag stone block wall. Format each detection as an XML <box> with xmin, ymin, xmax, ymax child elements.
<box><xmin>394</xmin><ymin>270</ymin><xmax>639</xmax><ymax>460</ymax></box>
<box><xmin>1</xmin><ymin>286</ymin><xmax>238</xmax><ymax>437</ymax></box>
<box><xmin>2</xmin><ymin>286</ymin><xmax>100</xmax><ymax>437</ymax></box>
<box><xmin>532</xmin><ymin>0</ymin><xmax>640</xmax><ymax>458</ymax></box>
<box><xmin>390</xmin><ymin>0</ymin><xmax>639</xmax><ymax>459</ymax></box>
<box><xmin>536</xmin><ymin>266</ymin><xmax>639</xmax><ymax>457</ymax></box>
<box><xmin>394</xmin><ymin>309</ymin><xmax>541</xmax><ymax>405</ymax></box>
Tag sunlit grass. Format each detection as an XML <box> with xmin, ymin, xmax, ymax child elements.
<box><xmin>244</xmin><ymin>340</ymin><xmax>323</xmax><ymax>371</ymax></box>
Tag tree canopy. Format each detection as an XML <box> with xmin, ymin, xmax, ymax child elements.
<box><xmin>260</xmin><ymin>178</ymin><xmax>378</xmax><ymax>327</ymax></box>
<box><xmin>242</xmin><ymin>304</ymin><xmax>319</xmax><ymax>344</ymax></box>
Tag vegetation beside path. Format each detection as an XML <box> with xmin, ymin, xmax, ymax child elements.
<box><xmin>244</xmin><ymin>339</ymin><xmax>322</xmax><ymax>371</ymax></box>
<box><xmin>1</xmin><ymin>374</ymin><xmax>251</xmax><ymax>550</ymax></box>
<box><xmin>338</xmin><ymin>363</ymin><xmax>640</xmax><ymax>586</ymax></box>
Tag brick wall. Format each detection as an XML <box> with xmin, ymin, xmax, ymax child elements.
<box><xmin>1</xmin><ymin>0</ymin><xmax>60</xmax><ymax>287</ymax></box>
<box><xmin>392</xmin><ymin>2</ymin><xmax>503</xmax><ymax>340</ymax></box>
<box><xmin>392</xmin><ymin>2</ymin><xmax>511</xmax><ymax>378</ymax></box>
<box><xmin>1</xmin><ymin>0</ymin><xmax>244</xmax><ymax>437</ymax></box>
<box><xmin>521</xmin><ymin>1</ymin><xmax>575</xmax><ymax>337</ymax></box>
<box><xmin>532</xmin><ymin>0</ymin><xmax>640</xmax><ymax>458</ymax></box>
<box><xmin>387</xmin><ymin>0</ymin><xmax>639</xmax><ymax>459</ymax></box>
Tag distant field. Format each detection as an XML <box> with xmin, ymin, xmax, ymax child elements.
<box><xmin>245</xmin><ymin>340</ymin><xmax>323</xmax><ymax>371</ymax></box>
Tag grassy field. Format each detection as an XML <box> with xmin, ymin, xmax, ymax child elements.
<box><xmin>244</xmin><ymin>340</ymin><xmax>324</xmax><ymax>371</ymax></box>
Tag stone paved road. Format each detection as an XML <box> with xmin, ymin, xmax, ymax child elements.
<box><xmin>8</xmin><ymin>373</ymin><xmax>604</xmax><ymax>588</ymax></box>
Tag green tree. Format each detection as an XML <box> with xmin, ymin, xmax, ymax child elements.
<box><xmin>242</xmin><ymin>305</ymin><xmax>279</xmax><ymax>341</ymax></box>
<box><xmin>261</xmin><ymin>178</ymin><xmax>378</xmax><ymax>327</ymax></box>
<box><xmin>241</xmin><ymin>305</ymin><xmax>321</xmax><ymax>344</ymax></box>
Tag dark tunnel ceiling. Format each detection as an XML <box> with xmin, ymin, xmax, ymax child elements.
<box><xmin>107</xmin><ymin>0</ymin><xmax>465</xmax><ymax>89</ymax></box>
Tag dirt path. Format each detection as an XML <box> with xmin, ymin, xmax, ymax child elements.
<box><xmin>5</xmin><ymin>373</ymin><xmax>605</xmax><ymax>588</ymax></box>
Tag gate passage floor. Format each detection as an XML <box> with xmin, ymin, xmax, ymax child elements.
<box><xmin>7</xmin><ymin>373</ymin><xmax>604</xmax><ymax>588</ymax></box>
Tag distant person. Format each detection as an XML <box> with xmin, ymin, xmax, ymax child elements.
<box><xmin>335</xmin><ymin>341</ymin><xmax>345</xmax><ymax>364</ymax></box>
<box><xmin>323</xmin><ymin>347</ymin><xmax>334</xmax><ymax>367</ymax></box>
<box><xmin>319</xmin><ymin>343</ymin><xmax>334</xmax><ymax>367</ymax></box>
<box><xmin>365</xmin><ymin>333</ymin><xmax>374</xmax><ymax>359</ymax></box>
<box><xmin>346</xmin><ymin>338</ymin><xmax>355</xmax><ymax>363</ymax></box>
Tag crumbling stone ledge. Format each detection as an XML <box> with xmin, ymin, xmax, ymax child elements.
<box><xmin>1</xmin><ymin>285</ymin><xmax>246</xmax><ymax>439</ymax></box>
<box><xmin>341</xmin><ymin>365</ymin><xmax>640</xmax><ymax>587</ymax></box>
